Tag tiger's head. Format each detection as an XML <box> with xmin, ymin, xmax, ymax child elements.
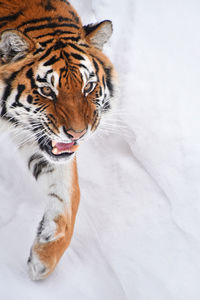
<box><xmin>0</xmin><ymin>20</ymin><xmax>118</xmax><ymax>162</ymax></box>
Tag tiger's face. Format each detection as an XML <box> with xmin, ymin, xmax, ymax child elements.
<box><xmin>0</xmin><ymin>22</ymin><xmax>117</xmax><ymax>163</ymax></box>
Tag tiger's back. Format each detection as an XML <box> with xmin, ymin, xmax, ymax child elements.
<box><xmin>0</xmin><ymin>0</ymin><xmax>81</xmax><ymax>31</ymax></box>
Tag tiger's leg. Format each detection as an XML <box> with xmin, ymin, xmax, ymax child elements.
<box><xmin>27</xmin><ymin>156</ymin><xmax>80</xmax><ymax>280</ymax></box>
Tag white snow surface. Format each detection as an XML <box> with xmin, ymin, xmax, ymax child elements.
<box><xmin>0</xmin><ymin>0</ymin><xmax>200</xmax><ymax>299</ymax></box>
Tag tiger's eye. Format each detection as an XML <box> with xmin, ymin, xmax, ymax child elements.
<box><xmin>40</xmin><ymin>86</ymin><xmax>52</xmax><ymax>96</ymax></box>
<box><xmin>84</xmin><ymin>82</ymin><xmax>96</xmax><ymax>95</ymax></box>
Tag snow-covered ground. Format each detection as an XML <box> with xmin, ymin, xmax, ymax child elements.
<box><xmin>0</xmin><ymin>0</ymin><xmax>200</xmax><ymax>299</ymax></box>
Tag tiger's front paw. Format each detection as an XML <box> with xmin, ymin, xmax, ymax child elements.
<box><xmin>27</xmin><ymin>248</ymin><xmax>49</xmax><ymax>281</ymax></box>
<box><xmin>27</xmin><ymin>237</ymin><xmax>66</xmax><ymax>280</ymax></box>
<box><xmin>27</xmin><ymin>214</ymin><xmax>69</xmax><ymax>280</ymax></box>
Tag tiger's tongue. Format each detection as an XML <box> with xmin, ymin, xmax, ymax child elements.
<box><xmin>55</xmin><ymin>142</ymin><xmax>75</xmax><ymax>151</ymax></box>
<box><xmin>52</xmin><ymin>141</ymin><xmax>79</xmax><ymax>155</ymax></box>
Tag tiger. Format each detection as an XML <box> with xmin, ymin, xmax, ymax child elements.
<box><xmin>0</xmin><ymin>0</ymin><xmax>117</xmax><ymax>280</ymax></box>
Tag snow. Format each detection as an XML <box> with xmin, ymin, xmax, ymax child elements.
<box><xmin>0</xmin><ymin>0</ymin><xmax>200</xmax><ymax>299</ymax></box>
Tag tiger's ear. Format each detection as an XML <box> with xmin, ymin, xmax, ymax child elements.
<box><xmin>84</xmin><ymin>20</ymin><xmax>113</xmax><ymax>50</ymax></box>
<box><xmin>0</xmin><ymin>30</ymin><xmax>34</xmax><ymax>64</ymax></box>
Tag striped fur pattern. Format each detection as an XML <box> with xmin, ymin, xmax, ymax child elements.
<box><xmin>0</xmin><ymin>0</ymin><xmax>117</xmax><ymax>280</ymax></box>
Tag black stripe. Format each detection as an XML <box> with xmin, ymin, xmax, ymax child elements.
<box><xmin>26</xmin><ymin>68</ymin><xmax>37</xmax><ymax>88</ymax></box>
<box><xmin>63</xmin><ymin>50</ymin><xmax>70</xmax><ymax>59</ymax></box>
<box><xmin>61</xmin><ymin>36</ymin><xmax>80</xmax><ymax>42</ymax></box>
<box><xmin>78</xmin><ymin>64</ymin><xmax>89</xmax><ymax>71</ymax></box>
<box><xmin>12</xmin><ymin>84</ymin><xmax>25</xmax><ymax>107</ymax></box>
<box><xmin>102</xmin><ymin>75</ymin><xmax>106</xmax><ymax>89</ymax></box>
<box><xmin>0</xmin><ymin>22</ymin><xmax>7</xmax><ymax>29</ymax></box>
<box><xmin>93</xmin><ymin>56</ymin><xmax>114</xmax><ymax>97</ymax></box>
<box><xmin>48</xmin><ymin>113</ymin><xmax>57</xmax><ymax>122</ymax></box>
<box><xmin>38</xmin><ymin>135</ymin><xmax>48</xmax><ymax>151</ymax></box>
<box><xmin>68</xmin><ymin>43</ymin><xmax>86</xmax><ymax>53</ymax></box>
<box><xmin>46</xmin><ymin>69</ymin><xmax>54</xmax><ymax>76</ymax></box>
<box><xmin>42</xmin><ymin>0</ymin><xmax>56</xmax><ymax>11</ymax></box>
<box><xmin>0</xmin><ymin>11</ymin><xmax>22</xmax><ymax>24</ymax></box>
<box><xmin>105</xmin><ymin>67</ymin><xmax>114</xmax><ymax>97</ymax></box>
<box><xmin>57</xmin><ymin>16</ymin><xmax>74</xmax><ymax>23</ymax></box>
<box><xmin>49</xmin><ymin>193</ymin><xmax>64</xmax><ymax>202</ymax></box>
<box><xmin>37</xmin><ymin>215</ymin><xmax>45</xmax><ymax>236</ymax></box>
<box><xmin>38</xmin><ymin>46</ymin><xmax>54</xmax><ymax>61</ymax></box>
<box><xmin>35</xmin><ymin>30</ymin><xmax>76</xmax><ymax>39</ymax></box>
<box><xmin>59</xmin><ymin>67</ymin><xmax>67</xmax><ymax>87</ymax></box>
<box><xmin>33</xmin><ymin>160</ymin><xmax>49</xmax><ymax>179</ymax></box>
<box><xmin>33</xmin><ymin>48</ymin><xmax>44</xmax><ymax>55</ymax></box>
<box><xmin>39</xmin><ymin>39</ymin><xmax>54</xmax><ymax>47</ymax></box>
<box><xmin>47</xmin><ymin>114</ymin><xmax>58</xmax><ymax>131</ymax></box>
<box><xmin>33</xmin><ymin>98</ymin><xmax>40</xmax><ymax>104</ymax></box>
<box><xmin>36</xmin><ymin>75</ymin><xmax>47</xmax><ymax>83</ymax></box>
<box><xmin>34</xmin><ymin>104</ymin><xmax>49</xmax><ymax>114</ymax></box>
<box><xmin>93</xmin><ymin>56</ymin><xmax>105</xmax><ymax>68</ymax></box>
<box><xmin>44</xmin><ymin>55</ymin><xmax>60</xmax><ymax>66</ymax></box>
<box><xmin>59</xmin><ymin>0</ymin><xmax>70</xmax><ymax>5</ymax></box>
<box><xmin>29</xmin><ymin>121</ymin><xmax>43</xmax><ymax>132</ymax></box>
<box><xmin>17</xmin><ymin>17</ymin><xmax>52</xmax><ymax>29</ymax></box>
<box><xmin>27</xmin><ymin>95</ymin><xmax>33</xmax><ymax>104</ymax></box>
<box><xmin>79</xmin><ymin>43</ymin><xmax>90</xmax><ymax>48</ymax></box>
<box><xmin>93</xmin><ymin>59</ymin><xmax>99</xmax><ymax>73</ymax></box>
<box><xmin>91</xmin><ymin>110</ymin><xmax>99</xmax><ymax>131</ymax></box>
<box><xmin>99</xmin><ymin>86</ymin><xmax>103</xmax><ymax>97</ymax></box>
<box><xmin>39</xmin><ymin>104</ymin><xmax>49</xmax><ymax>113</ymax></box>
<box><xmin>24</xmin><ymin>22</ymin><xmax>79</xmax><ymax>33</ymax></box>
<box><xmin>70</xmin><ymin>71</ymin><xmax>78</xmax><ymax>80</ymax></box>
<box><xmin>71</xmin><ymin>53</ymin><xmax>84</xmax><ymax>60</ymax></box>
<box><xmin>69</xmin><ymin>10</ymin><xmax>80</xmax><ymax>24</ymax></box>
<box><xmin>93</xmin><ymin>59</ymin><xmax>99</xmax><ymax>80</ymax></box>
<box><xmin>103</xmin><ymin>101</ymin><xmax>111</xmax><ymax>111</ymax></box>
<box><xmin>44</xmin><ymin>121</ymin><xmax>57</xmax><ymax>135</ymax></box>
<box><xmin>28</xmin><ymin>154</ymin><xmax>43</xmax><ymax>169</ymax></box>
<box><xmin>1</xmin><ymin>71</ymin><xmax>19</xmax><ymax>117</ymax></box>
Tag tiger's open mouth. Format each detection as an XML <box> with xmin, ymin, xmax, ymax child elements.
<box><xmin>40</xmin><ymin>138</ymin><xmax>79</xmax><ymax>160</ymax></box>
<box><xmin>51</xmin><ymin>140</ymin><xmax>79</xmax><ymax>155</ymax></box>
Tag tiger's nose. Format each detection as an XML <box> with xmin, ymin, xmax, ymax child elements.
<box><xmin>63</xmin><ymin>127</ymin><xmax>87</xmax><ymax>140</ymax></box>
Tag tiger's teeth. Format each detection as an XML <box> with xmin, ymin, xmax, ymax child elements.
<box><xmin>52</xmin><ymin>147</ymin><xmax>58</xmax><ymax>155</ymax></box>
<box><xmin>52</xmin><ymin>140</ymin><xmax>57</xmax><ymax>147</ymax></box>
